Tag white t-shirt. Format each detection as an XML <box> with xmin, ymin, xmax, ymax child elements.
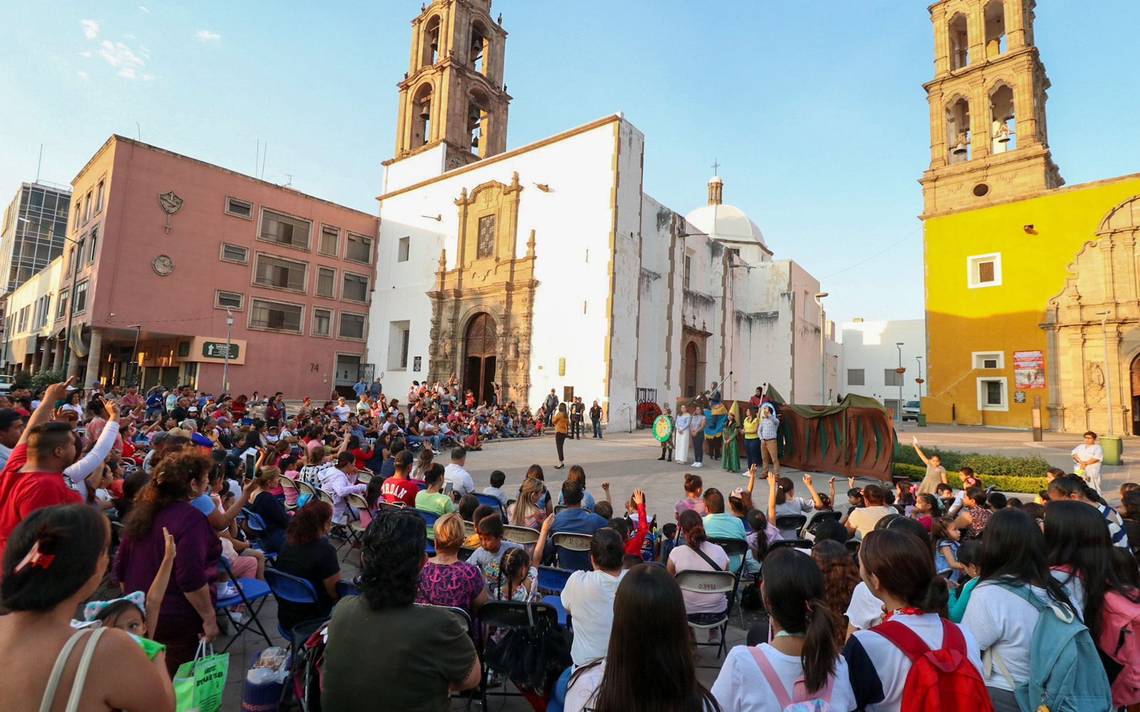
<box><xmin>333</xmin><ymin>404</ymin><xmax>352</xmax><ymax>422</ymax></box>
<box><xmin>844</xmin><ymin>582</ymin><xmax>885</xmax><ymax>630</ymax></box>
<box><xmin>561</xmin><ymin>569</ymin><xmax>626</xmax><ymax>667</ymax></box>
<box><xmin>443</xmin><ymin>463</ymin><xmax>475</xmax><ymax>497</ymax></box>
<box><xmin>844</xmin><ymin>613</ymin><xmax>983</xmax><ymax>711</ymax></box>
<box><xmin>668</xmin><ymin>541</ymin><xmax>730</xmax><ymax>614</ymax></box>
<box><xmin>712</xmin><ymin>644</ymin><xmax>858</xmax><ymax>712</ymax></box>
<box><xmin>846</xmin><ymin>506</ymin><xmax>895</xmax><ymax>539</ymax></box>
<box><xmin>961</xmin><ymin>582</ymin><xmax>1052</xmax><ymax>692</ymax></box>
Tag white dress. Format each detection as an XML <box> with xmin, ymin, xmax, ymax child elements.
<box><xmin>674</xmin><ymin>414</ymin><xmax>692</xmax><ymax>463</ymax></box>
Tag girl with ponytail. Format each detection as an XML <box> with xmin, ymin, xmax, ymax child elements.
<box><xmin>712</xmin><ymin>548</ymin><xmax>856</xmax><ymax>711</ymax></box>
<box><xmin>668</xmin><ymin>510</ymin><xmax>729</xmax><ymax>641</ymax></box>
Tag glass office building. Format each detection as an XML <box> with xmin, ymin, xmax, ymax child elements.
<box><xmin>0</xmin><ymin>182</ymin><xmax>71</xmax><ymax>295</ymax></box>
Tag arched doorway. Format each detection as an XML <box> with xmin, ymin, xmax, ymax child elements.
<box><xmin>683</xmin><ymin>341</ymin><xmax>700</xmax><ymax>398</ymax></box>
<box><xmin>1131</xmin><ymin>354</ymin><xmax>1140</xmax><ymax>435</ymax></box>
<box><xmin>464</xmin><ymin>312</ymin><xmax>496</xmax><ymax>405</ymax></box>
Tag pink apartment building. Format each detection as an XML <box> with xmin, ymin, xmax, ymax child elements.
<box><xmin>45</xmin><ymin>135</ymin><xmax>378</xmax><ymax>397</ymax></box>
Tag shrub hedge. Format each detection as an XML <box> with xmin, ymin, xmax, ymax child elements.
<box><xmin>893</xmin><ymin>444</ymin><xmax>1051</xmax><ymax>477</ymax></box>
<box><xmin>892</xmin><ymin>462</ymin><xmax>1049</xmax><ymax>495</ymax></box>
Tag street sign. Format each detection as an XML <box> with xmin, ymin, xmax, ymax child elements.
<box><xmin>202</xmin><ymin>342</ymin><xmax>239</xmax><ymax>360</ymax></box>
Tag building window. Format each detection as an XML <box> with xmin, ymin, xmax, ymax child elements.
<box><xmin>972</xmin><ymin>351</ymin><xmax>1004</xmax><ymax>369</ymax></box>
<box><xmin>88</xmin><ymin>226</ymin><xmax>98</xmax><ymax>264</ymax></box>
<box><xmin>884</xmin><ymin>369</ymin><xmax>904</xmax><ymax>387</ymax></box>
<box><xmin>73</xmin><ymin>281</ymin><xmax>89</xmax><ymax>314</ymax></box>
<box><xmin>977</xmin><ymin>377</ymin><xmax>1008</xmax><ymax>411</ymax></box>
<box><xmin>220</xmin><ymin>243</ymin><xmax>249</xmax><ymax>264</ymax></box>
<box><xmin>342</xmin><ymin>273</ymin><xmax>369</xmax><ymax>302</ymax></box>
<box><xmin>967</xmin><ymin>253</ymin><xmax>1001</xmax><ymax>288</ymax></box>
<box><xmin>683</xmin><ymin>254</ymin><xmax>692</xmax><ymax>290</ymax></box>
<box><xmin>215</xmin><ymin>290</ymin><xmax>244</xmax><ymax>310</ymax></box>
<box><xmin>56</xmin><ymin>291</ymin><xmax>68</xmax><ymax>319</ymax></box>
<box><xmin>477</xmin><ymin>215</ymin><xmax>496</xmax><ymax>258</ymax></box>
<box><xmin>226</xmin><ymin>197</ymin><xmax>253</xmax><ymax>219</ymax></box>
<box><xmin>319</xmin><ymin>225</ymin><xmax>339</xmax><ymax>256</ymax></box>
<box><xmin>254</xmin><ymin>254</ymin><xmax>308</xmax><ymax>292</ymax></box>
<box><xmin>312</xmin><ymin>307</ymin><xmax>332</xmax><ymax>337</ymax></box>
<box><xmin>345</xmin><ymin>233</ymin><xmax>373</xmax><ymax>263</ymax></box>
<box><xmin>847</xmin><ymin>369</ymin><xmax>865</xmax><ymax>386</ymax></box>
<box><xmin>316</xmin><ymin>267</ymin><xmax>336</xmax><ymax>298</ymax></box>
<box><xmin>398</xmin><ymin>236</ymin><xmax>410</xmax><ymax>262</ymax></box>
<box><xmin>249</xmin><ymin>298</ymin><xmax>303</xmax><ymax>333</ymax></box>
<box><xmin>83</xmin><ymin>192</ymin><xmax>92</xmax><ymax>223</ymax></box>
<box><xmin>259</xmin><ymin>209</ymin><xmax>311</xmax><ymax>250</ymax></box>
<box><xmin>339</xmin><ymin>312</ymin><xmax>366</xmax><ymax>340</ymax></box>
<box><xmin>95</xmin><ymin>181</ymin><xmax>105</xmax><ymax>213</ymax></box>
<box><xmin>388</xmin><ymin>320</ymin><xmax>410</xmax><ymax>368</ymax></box>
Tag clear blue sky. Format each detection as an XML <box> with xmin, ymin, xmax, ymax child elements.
<box><xmin>2</xmin><ymin>1</ymin><xmax>1138</xmax><ymax>325</ymax></box>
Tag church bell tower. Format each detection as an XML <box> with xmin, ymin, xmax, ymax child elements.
<box><xmin>919</xmin><ymin>0</ymin><xmax>1062</xmax><ymax>217</ymax></box>
<box><xmin>391</xmin><ymin>0</ymin><xmax>511</xmax><ymax>171</ymax></box>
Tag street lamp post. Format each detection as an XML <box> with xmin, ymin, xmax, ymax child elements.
<box><xmin>222</xmin><ymin>309</ymin><xmax>234</xmax><ymax>394</ymax></box>
<box><xmin>814</xmin><ymin>292</ymin><xmax>829</xmax><ymax>403</ymax></box>
<box><xmin>915</xmin><ymin>356</ymin><xmax>923</xmax><ymax>397</ymax></box>
<box><xmin>895</xmin><ymin>342</ymin><xmax>905</xmax><ymax>425</ymax></box>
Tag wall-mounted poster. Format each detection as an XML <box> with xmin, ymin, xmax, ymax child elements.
<box><xmin>1014</xmin><ymin>350</ymin><xmax>1046</xmax><ymax>389</ymax></box>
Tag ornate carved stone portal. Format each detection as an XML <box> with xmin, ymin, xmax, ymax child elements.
<box><xmin>1044</xmin><ymin>195</ymin><xmax>1140</xmax><ymax>433</ymax></box>
<box><xmin>427</xmin><ymin>172</ymin><xmax>537</xmax><ymax>405</ymax></box>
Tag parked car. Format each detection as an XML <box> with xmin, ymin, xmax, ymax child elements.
<box><xmin>901</xmin><ymin>400</ymin><xmax>920</xmax><ymax>422</ymax></box>
<box><xmin>0</xmin><ymin>375</ymin><xmax>12</xmax><ymax>395</ymax></box>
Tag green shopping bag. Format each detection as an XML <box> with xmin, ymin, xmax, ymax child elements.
<box><xmin>174</xmin><ymin>640</ymin><xmax>230</xmax><ymax>712</ymax></box>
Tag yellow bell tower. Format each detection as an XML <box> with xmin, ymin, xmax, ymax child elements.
<box><xmin>391</xmin><ymin>0</ymin><xmax>511</xmax><ymax>171</ymax></box>
<box><xmin>919</xmin><ymin>0</ymin><xmax>1062</xmax><ymax>217</ymax></box>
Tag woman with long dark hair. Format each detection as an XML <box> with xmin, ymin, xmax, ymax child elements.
<box><xmin>115</xmin><ymin>450</ymin><xmax>221</xmax><ymax>676</ymax></box>
<box><xmin>714</xmin><ymin>548</ymin><xmax>854</xmax><ymax>711</ymax></box>
<box><xmin>962</xmin><ymin>508</ymin><xmax>1101</xmax><ymax>712</ymax></box>
<box><xmin>274</xmin><ymin>500</ymin><xmax>341</xmax><ymax>633</ymax></box>
<box><xmin>667</xmin><ymin>509</ymin><xmax>729</xmax><ymax>640</ymax></box>
<box><xmin>844</xmin><ymin>528</ymin><xmax>986</xmax><ymax>711</ymax></box>
<box><xmin>566</xmin><ymin>563</ymin><xmax>719</xmax><ymax>712</ymax></box>
<box><xmin>321</xmin><ymin>509</ymin><xmax>479</xmax><ymax>711</ymax></box>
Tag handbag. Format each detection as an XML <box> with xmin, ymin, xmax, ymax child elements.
<box><xmin>40</xmin><ymin>627</ymin><xmax>107</xmax><ymax>712</ymax></box>
<box><xmin>174</xmin><ymin>640</ymin><xmax>230</xmax><ymax>712</ymax></box>
<box><xmin>484</xmin><ymin>602</ymin><xmax>572</xmax><ymax>695</ymax></box>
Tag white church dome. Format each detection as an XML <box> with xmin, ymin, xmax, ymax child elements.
<box><xmin>684</xmin><ymin>176</ymin><xmax>770</xmax><ymax>256</ymax></box>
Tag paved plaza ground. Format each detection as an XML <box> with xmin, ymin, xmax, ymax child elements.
<box><xmin>217</xmin><ymin>423</ymin><xmax>1138</xmax><ymax>708</ymax></box>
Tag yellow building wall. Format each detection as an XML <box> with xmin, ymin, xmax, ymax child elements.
<box><xmin>924</xmin><ymin>173</ymin><xmax>1140</xmax><ymax>429</ymax></box>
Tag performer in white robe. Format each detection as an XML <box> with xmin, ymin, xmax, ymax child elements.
<box><xmin>674</xmin><ymin>404</ymin><xmax>691</xmax><ymax>464</ymax></box>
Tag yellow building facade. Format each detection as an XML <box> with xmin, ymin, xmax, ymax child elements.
<box><xmin>921</xmin><ymin>0</ymin><xmax>1140</xmax><ymax>433</ymax></box>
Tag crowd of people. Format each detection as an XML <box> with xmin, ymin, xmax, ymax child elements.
<box><xmin>0</xmin><ymin>375</ymin><xmax>1139</xmax><ymax>711</ymax></box>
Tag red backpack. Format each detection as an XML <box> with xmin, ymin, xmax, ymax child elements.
<box><xmin>1099</xmin><ymin>589</ymin><xmax>1140</xmax><ymax>707</ymax></box>
<box><xmin>872</xmin><ymin>619</ymin><xmax>994</xmax><ymax>712</ymax></box>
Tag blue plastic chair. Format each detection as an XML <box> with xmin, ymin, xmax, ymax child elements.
<box><xmin>474</xmin><ymin>493</ymin><xmax>506</xmax><ymax>517</ymax></box>
<box><xmin>537</xmin><ymin>566</ymin><xmax>573</xmax><ymax>595</ymax></box>
<box><xmin>416</xmin><ymin>508</ymin><xmax>441</xmax><ymax>529</ymax></box>
<box><xmin>215</xmin><ymin>557</ymin><xmax>273</xmax><ymax>651</ymax></box>
<box><xmin>542</xmin><ymin>595</ymin><xmax>569</xmax><ymax>627</ymax></box>
<box><xmin>264</xmin><ymin>567</ymin><xmax>321</xmax><ymax>643</ymax></box>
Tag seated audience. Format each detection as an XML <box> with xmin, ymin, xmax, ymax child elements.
<box><xmin>274</xmin><ymin>501</ymin><xmax>341</xmax><ymax>634</ymax></box>
<box><xmin>416</xmin><ymin>513</ymin><xmax>488</xmax><ymax>614</ymax></box>
<box><xmin>668</xmin><ymin>509</ymin><xmax>729</xmax><ymax>641</ymax></box>
<box><xmin>561</xmin><ymin>528</ymin><xmax>627</xmax><ymax>668</ymax></box>
<box><xmin>844</xmin><ymin>484</ymin><xmax>894</xmax><ymax>540</ymax></box>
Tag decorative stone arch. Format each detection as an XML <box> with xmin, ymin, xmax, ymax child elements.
<box><xmin>410</xmin><ymin>81</ymin><xmax>435</xmax><ymax>147</ymax></box>
<box><xmin>947</xmin><ymin>11</ymin><xmax>970</xmax><ymax>70</ymax></box>
<box><xmin>945</xmin><ymin>94</ymin><xmax>972</xmax><ymax>162</ymax></box>
<box><xmin>1043</xmin><ymin>195</ymin><xmax>1140</xmax><ymax>433</ymax></box>
<box><xmin>419</xmin><ymin>13</ymin><xmax>443</xmax><ymax>68</ymax></box>
<box><xmin>680</xmin><ymin>327</ymin><xmax>709</xmax><ymax>400</ymax></box>
<box><xmin>987</xmin><ymin>79</ymin><xmax>1017</xmax><ymax>152</ymax></box>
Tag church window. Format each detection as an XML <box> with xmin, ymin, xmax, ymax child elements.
<box><xmin>477</xmin><ymin>215</ymin><xmax>496</xmax><ymax>258</ymax></box>
<box><xmin>948</xmin><ymin>13</ymin><xmax>969</xmax><ymax>70</ymax></box>
<box><xmin>412</xmin><ymin>84</ymin><xmax>433</xmax><ymax>147</ymax></box>
<box><xmin>989</xmin><ymin>84</ymin><xmax>1016</xmax><ymax>153</ymax></box>
<box><xmin>984</xmin><ymin>1</ymin><xmax>1006</xmax><ymax>58</ymax></box>
<box><xmin>947</xmin><ymin>97</ymin><xmax>972</xmax><ymax>163</ymax></box>
<box><xmin>967</xmin><ymin>252</ymin><xmax>1002</xmax><ymax>288</ymax></box>
<box><xmin>421</xmin><ymin>15</ymin><xmax>440</xmax><ymax>67</ymax></box>
<box><xmin>398</xmin><ymin>236</ymin><xmax>410</xmax><ymax>262</ymax></box>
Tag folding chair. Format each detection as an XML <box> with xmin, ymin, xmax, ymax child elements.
<box><xmin>215</xmin><ymin>557</ymin><xmax>273</xmax><ymax>652</ymax></box>
<box><xmin>463</xmin><ymin>520</ymin><xmax>476</xmax><ymax>538</ymax></box>
<box><xmin>501</xmin><ymin>525</ymin><xmax>540</xmax><ymax>547</ymax></box>
<box><xmin>676</xmin><ymin>569</ymin><xmax>736</xmax><ymax>662</ymax></box>
<box><xmin>342</xmin><ymin>493</ymin><xmax>372</xmax><ymax>560</ymax></box>
<box><xmin>537</xmin><ymin>566</ymin><xmax>573</xmax><ymax>595</ymax></box>
<box><xmin>474</xmin><ymin>493</ymin><xmax>506</xmax><ymax>517</ymax></box>
<box><xmin>279</xmin><ymin>477</ymin><xmax>300</xmax><ymax>511</ymax></box>
<box><xmin>478</xmin><ymin>601</ymin><xmax>563</xmax><ymax>707</ymax></box>
<box><xmin>845</xmin><ymin>539</ymin><xmax>861</xmax><ymax>558</ymax></box>
<box><xmin>418</xmin><ymin>604</ymin><xmax>481</xmax><ymax>707</ymax></box>
<box><xmin>378</xmin><ymin>501</ymin><xmax>406</xmax><ymax>512</ymax></box>
<box><xmin>416</xmin><ymin>508</ymin><xmax>441</xmax><ymax>530</ymax></box>
<box><xmin>769</xmin><ymin>538</ymin><xmax>812</xmax><ymax>551</ymax></box>
<box><xmin>264</xmin><ymin>567</ymin><xmax>322</xmax><ymax>643</ymax></box>
<box><xmin>315</xmin><ymin>489</ymin><xmax>335</xmax><ymax>508</ymax></box>
<box><xmin>709</xmin><ymin>537</ymin><xmax>750</xmax><ymax>627</ymax></box>
<box><xmin>551</xmin><ymin>532</ymin><xmax>593</xmax><ymax>571</ymax></box>
<box><xmin>775</xmin><ymin>514</ymin><xmax>808</xmax><ymax>540</ymax></box>
<box><xmin>241</xmin><ymin>507</ymin><xmax>269</xmax><ymax>549</ymax></box>
<box><xmin>803</xmin><ymin>510</ymin><xmax>842</xmax><ymax>538</ymax></box>
<box><xmin>354</xmin><ymin>471</ymin><xmax>373</xmax><ymax>485</ymax></box>
<box><xmin>295</xmin><ymin>480</ymin><xmax>318</xmax><ymax>507</ymax></box>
